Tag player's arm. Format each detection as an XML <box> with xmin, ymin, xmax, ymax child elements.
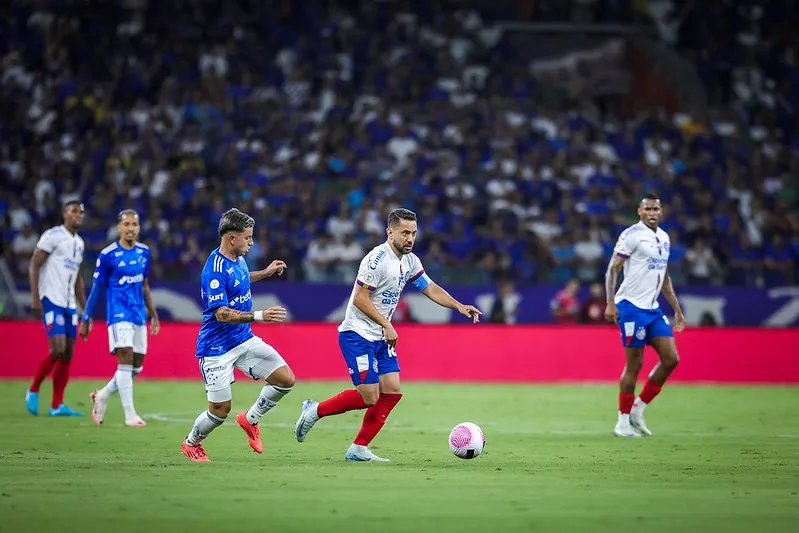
<box><xmin>660</xmin><ymin>272</ymin><xmax>686</xmax><ymax>332</ymax></box>
<box><xmin>29</xmin><ymin>248</ymin><xmax>49</xmax><ymax>318</ymax></box>
<box><xmin>421</xmin><ymin>282</ymin><xmax>481</xmax><ymax>322</ymax></box>
<box><xmin>213</xmin><ymin>306</ymin><xmax>286</xmax><ymax>324</ymax></box>
<box><xmin>250</xmin><ymin>260</ymin><xmax>287</xmax><ymax>282</ymax></box>
<box><xmin>75</xmin><ymin>267</ymin><xmax>87</xmax><ymax>314</ymax></box>
<box><xmin>80</xmin><ymin>255</ymin><xmax>110</xmax><ymax>339</ymax></box>
<box><xmin>605</xmin><ymin>229</ymin><xmax>637</xmax><ymax>324</ymax></box>
<box><xmin>352</xmin><ymin>284</ymin><xmax>400</xmax><ymax>347</ymax></box>
<box><xmin>142</xmin><ymin>278</ymin><xmax>160</xmax><ymax>335</ymax></box>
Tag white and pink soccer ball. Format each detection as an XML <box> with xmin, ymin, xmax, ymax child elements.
<box><xmin>449</xmin><ymin>422</ymin><xmax>485</xmax><ymax>459</ymax></box>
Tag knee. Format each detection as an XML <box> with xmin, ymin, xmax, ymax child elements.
<box><xmin>360</xmin><ymin>390</ymin><xmax>380</xmax><ymax>407</ymax></box>
<box><xmin>664</xmin><ymin>352</ymin><xmax>680</xmax><ymax>371</ymax></box>
<box><xmin>209</xmin><ymin>401</ymin><xmax>231</xmax><ymax>419</ymax></box>
<box><xmin>268</xmin><ymin>366</ymin><xmax>295</xmax><ymax>390</ymax></box>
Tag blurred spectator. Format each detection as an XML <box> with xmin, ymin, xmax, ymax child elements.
<box><xmin>488</xmin><ymin>280</ymin><xmax>520</xmax><ymax>325</ymax></box>
<box><xmin>550</xmin><ymin>279</ymin><xmax>580</xmax><ymax>324</ymax></box>
<box><xmin>685</xmin><ymin>239</ymin><xmax>720</xmax><ymax>285</ymax></box>
<box><xmin>11</xmin><ymin>225</ymin><xmax>38</xmax><ymax>274</ymax></box>
<box><xmin>763</xmin><ymin>235</ymin><xmax>795</xmax><ymax>287</ymax></box>
<box><xmin>304</xmin><ymin>233</ymin><xmax>336</xmax><ymax>283</ymax></box>
<box><xmin>331</xmin><ymin>233</ymin><xmax>365</xmax><ymax>283</ymax></box>
<box><xmin>580</xmin><ymin>283</ymin><xmax>607</xmax><ymax>324</ymax></box>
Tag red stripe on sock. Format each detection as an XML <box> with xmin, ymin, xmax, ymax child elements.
<box><xmin>618</xmin><ymin>392</ymin><xmax>635</xmax><ymax>414</ymax></box>
<box><xmin>51</xmin><ymin>359</ymin><xmax>71</xmax><ymax>408</ymax></box>
<box><xmin>354</xmin><ymin>393</ymin><xmax>402</xmax><ymax>446</ymax></box>
<box><xmin>639</xmin><ymin>380</ymin><xmax>663</xmax><ymax>405</ymax></box>
<box><xmin>30</xmin><ymin>354</ymin><xmax>56</xmax><ymax>393</ymax></box>
<box><xmin>317</xmin><ymin>389</ymin><xmax>367</xmax><ymax>418</ymax></box>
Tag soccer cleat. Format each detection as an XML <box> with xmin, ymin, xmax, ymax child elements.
<box><xmin>125</xmin><ymin>415</ymin><xmax>147</xmax><ymax>427</ymax></box>
<box><xmin>48</xmin><ymin>404</ymin><xmax>83</xmax><ymax>417</ymax></box>
<box><xmin>613</xmin><ymin>421</ymin><xmax>642</xmax><ymax>438</ymax></box>
<box><xmin>181</xmin><ymin>441</ymin><xmax>210</xmax><ymax>462</ymax></box>
<box><xmin>345</xmin><ymin>443</ymin><xmax>390</xmax><ymax>462</ymax></box>
<box><xmin>236</xmin><ymin>412</ymin><xmax>263</xmax><ymax>453</ymax></box>
<box><xmin>630</xmin><ymin>411</ymin><xmax>652</xmax><ymax>437</ymax></box>
<box><xmin>295</xmin><ymin>399</ymin><xmax>319</xmax><ymax>443</ymax></box>
<box><xmin>25</xmin><ymin>390</ymin><xmax>39</xmax><ymax>416</ymax></box>
<box><xmin>89</xmin><ymin>391</ymin><xmax>107</xmax><ymax>425</ymax></box>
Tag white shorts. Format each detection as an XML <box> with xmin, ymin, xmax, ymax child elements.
<box><xmin>198</xmin><ymin>336</ymin><xmax>287</xmax><ymax>403</ymax></box>
<box><xmin>108</xmin><ymin>322</ymin><xmax>148</xmax><ymax>354</ymax></box>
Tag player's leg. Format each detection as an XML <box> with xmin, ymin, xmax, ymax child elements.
<box><xmin>234</xmin><ymin>338</ymin><xmax>296</xmax><ymax>453</ymax></box>
<box><xmin>181</xmin><ymin>351</ymin><xmax>237</xmax><ymax>462</ymax></box>
<box><xmin>49</xmin><ymin>310</ymin><xmax>82</xmax><ymax>417</ymax></box>
<box><xmin>26</xmin><ymin>299</ymin><xmax>66</xmax><ymax>415</ymax></box>
<box><xmin>346</xmin><ymin>343</ymin><xmax>402</xmax><ymax>462</ymax></box>
<box><xmin>92</xmin><ymin>323</ymin><xmax>144</xmax><ymax>425</ymax></box>
<box><xmin>294</xmin><ymin>331</ymin><xmax>376</xmax><ymax>443</ymax></box>
<box><xmin>631</xmin><ymin>317</ymin><xmax>679</xmax><ymax>436</ymax></box>
<box><xmin>615</xmin><ymin>346</ymin><xmax>645</xmax><ymax>437</ymax></box>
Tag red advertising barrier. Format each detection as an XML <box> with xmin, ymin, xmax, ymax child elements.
<box><xmin>1</xmin><ymin>320</ymin><xmax>798</xmax><ymax>383</ymax></box>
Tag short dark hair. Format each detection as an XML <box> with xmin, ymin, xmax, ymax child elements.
<box><xmin>218</xmin><ymin>208</ymin><xmax>255</xmax><ymax>236</ymax></box>
<box><xmin>640</xmin><ymin>193</ymin><xmax>660</xmax><ymax>204</ymax></box>
<box><xmin>387</xmin><ymin>208</ymin><xmax>417</xmax><ymax>228</ymax></box>
<box><xmin>63</xmin><ymin>200</ymin><xmax>83</xmax><ymax>210</ymax></box>
<box><xmin>117</xmin><ymin>209</ymin><xmax>139</xmax><ymax>222</ymax></box>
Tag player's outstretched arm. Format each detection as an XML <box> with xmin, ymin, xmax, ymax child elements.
<box><xmin>604</xmin><ymin>253</ymin><xmax>627</xmax><ymax>324</ymax></box>
<box><xmin>213</xmin><ymin>305</ymin><xmax>287</xmax><ymax>324</ymax></box>
<box><xmin>421</xmin><ymin>283</ymin><xmax>481</xmax><ymax>323</ymax></box>
<box><xmin>250</xmin><ymin>260</ymin><xmax>287</xmax><ymax>283</ymax></box>
<box><xmin>661</xmin><ymin>273</ymin><xmax>686</xmax><ymax>332</ymax></box>
<box><xmin>75</xmin><ymin>268</ymin><xmax>87</xmax><ymax>315</ymax></box>
<box><xmin>143</xmin><ymin>278</ymin><xmax>160</xmax><ymax>335</ymax></box>
<box><xmin>28</xmin><ymin>248</ymin><xmax>49</xmax><ymax>319</ymax></box>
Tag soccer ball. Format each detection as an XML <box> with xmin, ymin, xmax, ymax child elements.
<box><xmin>449</xmin><ymin>422</ymin><xmax>485</xmax><ymax>459</ymax></box>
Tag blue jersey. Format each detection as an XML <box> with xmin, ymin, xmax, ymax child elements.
<box><xmin>92</xmin><ymin>241</ymin><xmax>150</xmax><ymax>326</ymax></box>
<box><xmin>195</xmin><ymin>248</ymin><xmax>254</xmax><ymax>357</ymax></box>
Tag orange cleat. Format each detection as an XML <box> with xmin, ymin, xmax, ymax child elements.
<box><xmin>181</xmin><ymin>441</ymin><xmax>210</xmax><ymax>462</ymax></box>
<box><xmin>236</xmin><ymin>412</ymin><xmax>263</xmax><ymax>454</ymax></box>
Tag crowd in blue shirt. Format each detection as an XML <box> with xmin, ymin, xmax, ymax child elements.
<box><xmin>1</xmin><ymin>0</ymin><xmax>797</xmax><ymax>289</ymax></box>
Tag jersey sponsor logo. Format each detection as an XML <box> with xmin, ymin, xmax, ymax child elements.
<box><xmin>118</xmin><ymin>274</ymin><xmax>145</xmax><ymax>285</ymax></box>
<box><xmin>208</xmin><ymin>293</ymin><xmax>225</xmax><ymax>303</ymax></box>
<box><xmin>646</xmin><ymin>258</ymin><xmax>668</xmax><ymax>270</ymax></box>
<box><xmin>229</xmin><ymin>290</ymin><xmax>252</xmax><ymax>307</ymax></box>
<box><xmin>209</xmin><ymin>279</ymin><xmax>220</xmax><ymax>289</ymax></box>
<box><xmin>381</xmin><ymin>289</ymin><xmax>400</xmax><ymax>306</ymax></box>
<box><xmin>62</xmin><ymin>258</ymin><xmax>81</xmax><ymax>271</ymax></box>
<box><xmin>369</xmin><ymin>250</ymin><xmax>386</xmax><ymax>270</ymax></box>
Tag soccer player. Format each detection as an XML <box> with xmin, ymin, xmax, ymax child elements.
<box><xmin>25</xmin><ymin>200</ymin><xmax>87</xmax><ymax>417</ymax></box>
<box><xmin>294</xmin><ymin>208</ymin><xmax>482</xmax><ymax>462</ymax></box>
<box><xmin>79</xmin><ymin>210</ymin><xmax>160</xmax><ymax>427</ymax></box>
<box><xmin>180</xmin><ymin>208</ymin><xmax>295</xmax><ymax>462</ymax></box>
<box><xmin>604</xmin><ymin>193</ymin><xmax>685</xmax><ymax>437</ymax></box>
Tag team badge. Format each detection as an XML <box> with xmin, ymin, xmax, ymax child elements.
<box><xmin>635</xmin><ymin>326</ymin><xmax>646</xmax><ymax>340</ymax></box>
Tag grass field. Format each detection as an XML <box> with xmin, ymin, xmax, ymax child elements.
<box><xmin>1</xmin><ymin>380</ymin><xmax>798</xmax><ymax>533</ymax></box>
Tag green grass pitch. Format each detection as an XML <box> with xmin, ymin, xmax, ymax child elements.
<box><xmin>1</xmin><ymin>380</ymin><xmax>798</xmax><ymax>533</ymax></box>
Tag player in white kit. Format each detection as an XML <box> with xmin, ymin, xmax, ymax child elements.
<box><xmin>604</xmin><ymin>194</ymin><xmax>685</xmax><ymax>437</ymax></box>
<box><xmin>294</xmin><ymin>208</ymin><xmax>482</xmax><ymax>462</ymax></box>
<box><xmin>25</xmin><ymin>200</ymin><xmax>88</xmax><ymax>417</ymax></box>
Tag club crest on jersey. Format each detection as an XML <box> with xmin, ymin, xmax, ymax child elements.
<box><xmin>635</xmin><ymin>326</ymin><xmax>646</xmax><ymax>340</ymax></box>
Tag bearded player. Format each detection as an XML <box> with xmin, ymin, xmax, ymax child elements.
<box><xmin>294</xmin><ymin>208</ymin><xmax>482</xmax><ymax>462</ymax></box>
<box><xmin>605</xmin><ymin>193</ymin><xmax>685</xmax><ymax>438</ymax></box>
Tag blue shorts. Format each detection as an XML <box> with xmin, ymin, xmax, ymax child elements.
<box><xmin>41</xmin><ymin>297</ymin><xmax>77</xmax><ymax>339</ymax></box>
<box><xmin>617</xmin><ymin>300</ymin><xmax>673</xmax><ymax>348</ymax></box>
<box><xmin>338</xmin><ymin>330</ymin><xmax>400</xmax><ymax>386</ymax></box>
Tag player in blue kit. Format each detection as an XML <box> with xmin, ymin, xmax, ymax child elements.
<box><xmin>80</xmin><ymin>210</ymin><xmax>160</xmax><ymax>427</ymax></box>
<box><xmin>180</xmin><ymin>208</ymin><xmax>295</xmax><ymax>462</ymax></box>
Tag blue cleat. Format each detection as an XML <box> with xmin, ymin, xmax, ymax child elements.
<box><xmin>48</xmin><ymin>404</ymin><xmax>84</xmax><ymax>417</ymax></box>
<box><xmin>25</xmin><ymin>390</ymin><xmax>39</xmax><ymax>416</ymax></box>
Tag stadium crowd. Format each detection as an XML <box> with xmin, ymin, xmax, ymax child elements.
<box><xmin>1</xmin><ymin>0</ymin><xmax>797</xmax><ymax>288</ymax></box>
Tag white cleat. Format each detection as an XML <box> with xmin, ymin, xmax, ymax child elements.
<box><xmin>295</xmin><ymin>399</ymin><xmax>319</xmax><ymax>443</ymax></box>
<box><xmin>613</xmin><ymin>421</ymin><xmax>642</xmax><ymax>438</ymax></box>
<box><xmin>125</xmin><ymin>415</ymin><xmax>147</xmax><ymax>427</ymax></box>
<box><xmin>630</xmin><ymin>411</ymin><xmax>652</xmax><ymax>437</ymax></box>
<box><xmin>90</xmin><ymin>391</ymin><xmax>107</xmax><ymax>426</ymax></box>
<box><xmin>345</xmin><ymin>443</ymin><xmax>390</xmax><ymax>462</ymax></box>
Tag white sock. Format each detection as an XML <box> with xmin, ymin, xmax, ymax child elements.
<box><xmin>245</xmin><ymin>385</ymin><xmax>292</xmax><ymax>425</ymax></box>
<box><xmin>618</xmin><ymin>412</ymin><xmax>630</xmax><ymax>424</ymax></box>
<box><xmin>133</xmin><ymin>366</ymin><xmax>143</xmax><ymax>378</ymax></box>
<box><xmin>115</xmin><ymin>364</ymin><xmax>137</xmax><ymax>420</ymax></box>
<box><xmin>632</xmin><ymin>398</ymin><xmax>647</xmax><ymax>414</ymax></box>
<box><xmin>97</xmin><ymin>367</ymin><xmax>142</xmax><ymax>401</ymax></box>
<box><xmin>186</xmin><ymin>410</ymin><xmax>225</xmax><ymax>445</ymax></box>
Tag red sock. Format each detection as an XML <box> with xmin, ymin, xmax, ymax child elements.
<box><xmin>618</xmin><ymin>392</ymin><xmax>635</xmax><ymax>414</ymax></box>
<box><xmin>30</xmin><ymin>354</ymin><xmax>56</xmax><ymax>393</ymax></box>
<box><xmin>354</xmin><ymin>393</ymin><xmax>402</xmax><ymax>446</ymax></box>
<box><xmin>317</xmin><ymin>389</ymin><xmax>367</xmax><ymax>418</ymax></box>
<box><xmin>638</xmin><ymin>380</ymin><xmax>663</xmax><ymax>405</ymax></box>
<box><xmin>51</xmin><ymin>359</ymin><xmax>71</xmax><ymax>408</ymax></box>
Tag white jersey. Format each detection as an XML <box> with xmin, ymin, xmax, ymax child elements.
<box><xmin>613</xmin><ymin>221</ymin><xmax>670</xmax><ymax>310</ymax></box>
<box><xmin>338</xmin><ymin>242</ymin><xmax>430</xmax><ymax>342</ymax></box>
<box><xmin>36</xmin><ymin>225</ymin><xmax>85</xmax><ymax>309</ymax></box>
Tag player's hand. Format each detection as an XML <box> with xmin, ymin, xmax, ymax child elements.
<box><xmin>264</xmin><ymin>260</ymin><xmax>287</xmax><ymax>278</ymax></box>
<box><xmin>31</xmin><ymin>299</ymin><xmax>42</xmax><ymax>319</ymax></box>
<box><xmin>673</xmin><ymin>311</ymin><xmax>686</xmax><ymax>333</ymax></box>
<box><xmin>458</xmin><ymin>304</ymin><xmax>482</xmax><ymax>323</ymax></box>
<box><xmin>150</xmin><ymin>318</ymin><xmax>161</xmax><ymax>335</ymax></box>
<box><xmin>263</xmin><ymin>306</ymin><xmax>287</xmax><ymax>323</ymax></box>
<box><xmin>79</xmin><ymin>321</ymin><xmax>91</xmax><ymax>341</ymax></box>
<box><xmin>383</xmin><ymin>323</ymin><xmax>399</xmax><ymax>348</ymax></box>
<box><xmin>604</xmin><ymin>302</ymin><xmax>619</xmax><ymax>324</ymax></box>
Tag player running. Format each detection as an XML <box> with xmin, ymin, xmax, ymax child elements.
<box><xmin>604</xmin><ymin>193</ymin><xmax>685</xmax><ymax>438</ymax></box>
<box><xmin>180</xmin><ymin>208</ymin><xmax>295</xmax><ymax>462</ymax></box>
<box><xmin>79</xmin><ymin>210</ymin><xmax>160</xmax><ymax>427</ymax></box>
<box><xmin>295</xmin><ymin>208</ymin><xmax>482</xmax><ymax>462</ymax></box>
<box><xmin>25</xmin><ymin>200</ymin><xmax>87</xmax><ymax>417</ymax></box>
